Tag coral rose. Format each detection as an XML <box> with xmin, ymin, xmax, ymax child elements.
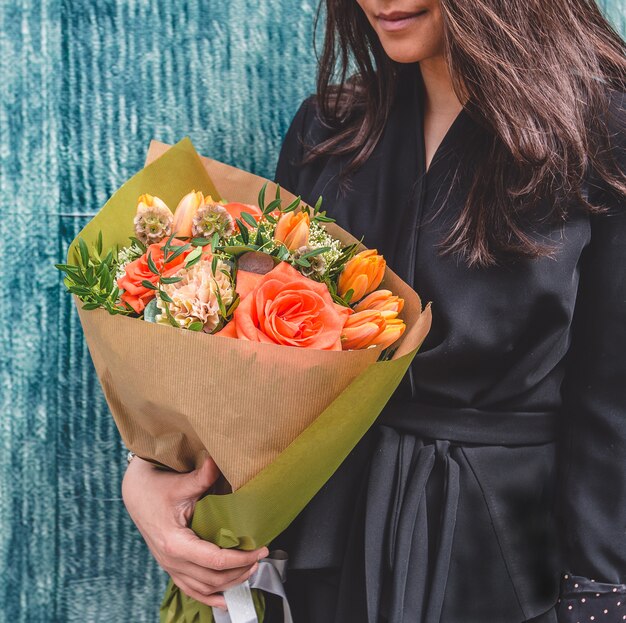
<box><xmin>117</xmin><ymin>239</ymin><xmax>191</xmax><ymax>314</ymax></box>
<box><xmin>220</xmin><ymin>261</ymin><xmax>350</xmax><ymax>350</ymax></box>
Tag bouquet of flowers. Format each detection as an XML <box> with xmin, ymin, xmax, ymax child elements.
<box><xmin>57</xmin><ymin>138</ymin><xmax>431</xmax><ymax>622</ymax></box>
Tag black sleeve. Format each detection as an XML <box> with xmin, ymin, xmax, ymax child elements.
<box><xmin>557</xmin><ymin>93</ymin><xmax>626</xmax><ymax>621</ymax></box>
<box><xmin>274</xmin><ymin>96</ymin><xmax>316</xmax><ymax>194</ymax></box>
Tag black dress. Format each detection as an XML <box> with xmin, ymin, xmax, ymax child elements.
<box><xmin>270</xmin><ymin>70</ymin><xmax>626</xmax><ymax>623</ymax></box>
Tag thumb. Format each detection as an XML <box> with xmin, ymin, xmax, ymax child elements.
<box><xmin>178</xmin><ymin>456</ymin><xmax>220</xmax><ymax>500</ymax></box>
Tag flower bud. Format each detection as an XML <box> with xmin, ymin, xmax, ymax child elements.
<box><xmin>133</xmin><ymin>194</ymin><xmax>174</xmax><ymax>245</ymax></box>
<box><xmin>337</xmin><ymin>249</ymin><xmax>386</xmax><ymax>303</ymax></box>
<box><xmin>172</xmin><ymin>191</ymin><xmax>205</xmax><ymax>237</ymax></box>
<box><xmin>340</xmin><ymin>309</ymin><xmax>386</xmax><ymax>351</ymax></box>
<box><xmin>354</xmin><ymin>289</ymin><xmax>404</xmax><ymax>319</ymax></box>
<box><xmin>274</xmin><ymin>211</ymin><xmax>310</xmax><ymax>251</ymax></box>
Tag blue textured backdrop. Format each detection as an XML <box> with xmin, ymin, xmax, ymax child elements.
<box><xmin>0</xmin><ymin>1</ymin><xmax>624</xmax><ymax>621</ymax></box>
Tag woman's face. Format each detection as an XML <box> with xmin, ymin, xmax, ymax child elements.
<box><xmin>355</xmin><ymin>0</ymin><xmax>445</xmax><ymax>63</ymax></box>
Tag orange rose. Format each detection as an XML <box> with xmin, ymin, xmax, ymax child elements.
<box><xmin>338</xmin><ymin>249</ymin><xmax>386</xmax><ymax>303</ymax></box>
<box><xmin>117</xmin><ymin>239</ymin><xmax>191</xmax><ymax>313</ymax></box>
<box><xmin>274</xmin><ymin>211</ymin><xmax>310</xmax><ymax>250</ymax></box>
<box><xmin>219</xmin><ymin>261</ymin><xmax>350</xmax><ymax>350</ymax></box>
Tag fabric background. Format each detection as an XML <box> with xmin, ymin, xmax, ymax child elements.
<box><xmin>0</xmin><ymin>1</ymin><xmax>623</xmax><ymax>621</ymax></box>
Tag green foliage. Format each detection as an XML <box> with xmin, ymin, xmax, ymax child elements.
<box><xmin>55</xmin><ymin>237</ymin><xmax>133</xmax><ymax>315</ymax></box>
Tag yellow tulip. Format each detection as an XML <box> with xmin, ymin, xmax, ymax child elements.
<box><xmin>337</xmin><ymin>249</ymin><xmax>386</xmax><ymax>303</ymax></box>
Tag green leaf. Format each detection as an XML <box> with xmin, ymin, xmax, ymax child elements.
<box><xmin>129</xmin><ymin>236</ymin><xmax>147</xmax><ymax>253</ymax></box>
<box><xmin>314</xmin><ymin>214</ymin><xmax>335</xmax><ymax>223</ymax></box>
<box><xmin>236</xmin><ymin>219</ymin><xmax>249</xmax><ymax>244</ymax></box>
<box><xmin>283</xmin><ymin>196</ymin><xmax>301</xmax><ymax>213</ymax></box>
<box><xmin>344</xmin><ymin>288</ymin><xmax>354</xmax><ymax>304</ymax></box>
<box><xmin>265</xmin><ymin>213</ymin><xmax>277</xmax><ymax>225</ymax></box>
<box><xmin>81</xmin><ymin>302</ymin><xmax>100</xmax><ymax>311</ymax></box>
<box><xmin>159</xmin><ymin>290</ymin><xmax>174</xmax><ymax>304</ymax></box>
<box><xmin>185</xmin><ymin>245</ymin><xmax>203</xmax><ymax>265</ymax></box>
<box><xmin>185</xmin><ymin>254</ymin><xmax>201</xmax><ymax>270</ymax></box>
<box><xmin>314</xmin><ymin>196</ymin><xmax>323</xmax><ymax>213</ymax></box>
<box><xmin>146</xmin><ymin>252</ymin><xmax>159</xmax><ymax>275</ymax></box>
<box><xmin>191</xmin><ymin>237</ymin><xmax>212</xmax><ymax>247</ymax></box>
<box><xmin>187</xmin><ymin>321</ymin><xmax>204</xmax><ymax>332</ymax></box>
<box><xmin>166</xmin><ymin>243</ymin><xmax>191</xmax><ymax>264</ymax></box>
<box><xmin>264</xmin><ymin>198</ymin><xmax>282</xmax><ymax>215</ymax></box>
<box><xmin>160</xmin><ymin>276</ymin><xmax>184</xmax><ymax>285</ymax></box>
<box><xmin>141</xmin><ymin>280</ymin><xmax>159</xmax><ymax>290</ymax></box>
<box><xmin>226</xmin><ymin>296</ymin><xmax>240</xmax><ymax>316</ymax></box>
<box><xmin>211</xmin><ymin>232</ymin><xmax>220</xmax><ymax>250</ymax></box>
<box><xmin>301</xmin><ymin>247</ymin><xmax>330</xmax><ymax>259</ymax></box>
<box><xmin>215</xmin><ymin>244</ymin><xmax>252</xmax><ymax>256</ymax></box>
<box><xmin>295</xmin><ymin>258</ymin><xmax>311</xmax><ymax>268</ymax></box>
<box><xmin>258</xmin><ymin>183</ymin><xmax>267</xmax><ymax>212</ymax></box>
<box><xmin>241</xmin><ymin>211</ymin><xmax>258</xmax><ymax>229</ymax></box>
<box><xmin>275</xmin><ymin>183</ymin><xmax>281</xmax><ymax>201</ymax></box>
<box><xmin>96</xmin><ymin>231</ymin><xmax>103</xmax><ymax>255</ymax></box>
<box><xmin>78</xmin><ymin>238</ymin><xmax>90</xmax><ymax>268</ymax></box>
<box><xmin>211</xmin><ymin>255</ymin><xmax>219</xmax><ymax>275</ymax></box>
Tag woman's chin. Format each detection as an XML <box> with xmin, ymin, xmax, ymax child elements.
<box><xmin>379</xmin><ymin>41</ymin><xmax>439</xmax><ymax>64</ymax></box>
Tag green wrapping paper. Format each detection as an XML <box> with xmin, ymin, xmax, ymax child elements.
<box><xmin>67</xmin><ymin>139</ymin><xmax>432</xmax><ymax>622</ymax></box>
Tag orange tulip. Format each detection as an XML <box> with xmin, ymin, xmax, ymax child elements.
<box><xmin>172</xmin><ymin>191</ymin><xmax>205</xmax><ymax>237</ymax></box>
<box><xmin>375</xmin><ymin>318</ymin><xmax>406</xmax><ymax>349</ymax></box>
<box><xmin>337</xmin><ymin>249</ymin><xmax>386</xmax><ymax>303</ymax></box>
<box><xmin>340</xmin><ymin>309</ymin><xmax>386</xmax><ymax>351</ymax></box>
<box><xmin>354</xmin><ymin>289</ymin><xmax>404</xmax><ymax>319</ymax></box>
<box><xmin>274</xmin><ymin>211</ymin><xmax>310</xmax><ymax>251</ymax></box>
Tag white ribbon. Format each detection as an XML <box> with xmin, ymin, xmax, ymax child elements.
<box><xmin>212</xmin><ymin>551</ymin><xmax>292</xmax><ymax>623</ymax></box>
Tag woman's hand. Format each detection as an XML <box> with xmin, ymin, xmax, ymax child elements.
<box><xmin>122</xmin><ymin>455</ymin><xmax>268</xmax><ymax>609</ymax></box>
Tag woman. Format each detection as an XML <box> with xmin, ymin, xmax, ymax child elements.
<box><xmin>122</xmin><ymin>0</ymin><xmax>626</xmax><ymax>621</ymax></box>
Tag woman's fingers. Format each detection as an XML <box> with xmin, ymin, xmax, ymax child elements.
<box><xmin>173</xmin><ymin>562</ymin><xmax>259</xmax><ymax>606</ymax></box>
<box><xmin>170</xmin><ymin>528</ymin><xmax>268</xmax><ymax>571</ymax></box>
<box><xmin>172</xmin><ymin>575</ymin><xmax>228</xmax><ymax>609</ymax></box>
<box><xmin>170</xmin><ymin>560</ymin><xmax>259</xmax><ymax>588</ymax></box>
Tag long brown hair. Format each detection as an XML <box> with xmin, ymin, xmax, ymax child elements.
<box><xmin>309</xmin><ymin>0</ymin><xmax>626</xmax><ymax>267</ymax></box>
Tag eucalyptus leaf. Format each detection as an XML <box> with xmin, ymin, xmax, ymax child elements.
<box><xmin>143</xmin><ymin>298</ymin><xmax>159</xmax><ymax>323</ymax></box>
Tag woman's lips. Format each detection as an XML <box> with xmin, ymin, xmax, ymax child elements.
<box><xmin>377</xmin><ymin>10</ymin><xmax>427</xmax><ymax>32</ymax></box>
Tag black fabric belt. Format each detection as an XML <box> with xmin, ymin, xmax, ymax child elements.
<box><xmin>378</xmin><ymin>401</ymin><xmax>558</xmax><ymax>445</ymax></box>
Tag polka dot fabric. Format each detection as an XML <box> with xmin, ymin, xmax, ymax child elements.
<box><xmin>558</xmin><ymin>575</ymin><xmax>626</xmax><ymax>622</ymax></box>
